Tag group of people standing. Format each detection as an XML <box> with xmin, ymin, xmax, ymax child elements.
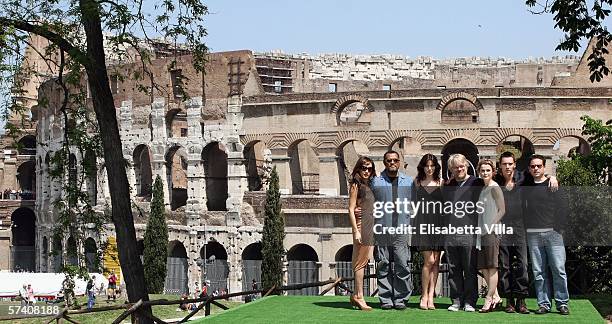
<box><xmin>347</xmin><ymin>150</ymin><xmax>570</xmax><ymax>315</ymax></box>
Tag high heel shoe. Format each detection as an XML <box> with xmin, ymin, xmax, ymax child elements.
<box><xmin>479</xmin><ymin>297</ymin><xmax>494</xmax><ymax>313</ymax></box>
<box><xmin>350</xmin><ymin>295</ymin><xmax>372</xmax><ymax>311</ymax></box>
<box><xmin>419</xmin><ymin>297</ymin><xmax>428</xmax><ymax>310</ymax></box>
<box><xmin>427</xmin><ymin>299</ymin><xmax>436</xmax><ymax>310</ymax></box>
<box><xmin>491</xmin><ymin>297</ymin><xmax>502</xmax><ymax>311</ymax></box>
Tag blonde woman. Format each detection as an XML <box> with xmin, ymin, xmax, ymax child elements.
<box><xmin>476</xmin><ymin>159</ymin><xmax>505</xmax><ymax>313</ymax></box>
<box><xmin>348</xmin><ymin>156</ymin><xmax>376</xmax><ymax>311</ymax></box>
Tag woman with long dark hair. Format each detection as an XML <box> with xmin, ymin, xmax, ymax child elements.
<box><xmin>413</xmin><ymin>153</ymin><xmax>444</xmax><ymax>310</ymax></box>
<box><xmin>347</xmin><ymin>156</ymin><xmax>376</xmax><ymax>311</ymax></box>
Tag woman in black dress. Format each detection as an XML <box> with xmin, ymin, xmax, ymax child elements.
<box><xmin>413</xmin><ymin>154</ymin><xmax>444</xmax><ymax>310</ymax></box>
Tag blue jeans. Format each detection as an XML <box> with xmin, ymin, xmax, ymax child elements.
<box><xmin>527</xmin><ymin>231</ymin><xmax>569</xmax><ymax>310</ymax></box>
<box><xmin>375</xmin><ymin>242</ymin><xmax>412</xmax><ymax>306</ymax></box>
<box><xmin>87</xmin><ymin>292</ymin><xmax>95</xmax><ymax>309</ymax></box>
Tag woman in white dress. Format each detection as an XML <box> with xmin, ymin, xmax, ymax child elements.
<box><xmin>476</xmin><ymin>159</ymin><xmax>505</xmax><ymax>313</ymax></box>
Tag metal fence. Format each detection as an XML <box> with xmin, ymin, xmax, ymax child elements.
<box><xmin>287</xmin><ymin>260</ymin><xmax>319</xmax><ymax>295</ymax></box>
<box><xmin>10</xmin><ymin>246</ymin><xmax>35</xmax><ymax>272</ymax></box>
<box><xmin>165</xmin><ymin>257</ymin><xmax>189</xmax><ymax>295</ymax></box>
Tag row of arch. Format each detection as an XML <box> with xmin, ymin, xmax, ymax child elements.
<box><xmin>156</xmin><ymin>240</ymin><xmax>364</xmax><ymax>296</ymax></box>
<box><xmin>133</xmin><ymin>141</ymin><xmax>228</xmax><ymax>210</ymax></box>
<box><xmin>244</xmin><ymin>134</ymin><xmax>591</xmax><ymax>194</ymax></box>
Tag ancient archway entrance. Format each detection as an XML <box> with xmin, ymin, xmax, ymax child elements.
<box><xmin>241</xmin><ymin>242</ymin><xmax>262</xmax><ymax>295</ymax></box>
<box><xmin>201</xmin><ymin>241</ymin><xmax>229</xmax><ymax>294</ymax></box>
<box><xmin>165</xmin><ymin>241</ymin><xmax>189</xmax><ymax>295</ymax></box>
<box><xmin>10</xmin><ymin>207</ymin><xmax>35</xmax><ymax>271</ymax></box>
<box><xmin>287</xmin><ymin>244</ymin><xmax>319</xmax><ymax>295</ymax></box>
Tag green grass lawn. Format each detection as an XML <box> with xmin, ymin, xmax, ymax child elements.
<box><xmin>196</xmin><ymin>295</ymin><xmax>606</xmax><ymax>324</ymax></box>
<box><xmin>3</xmin><ymin>294</ymin><xmax>239</xmax><ymax>324</ymax></box>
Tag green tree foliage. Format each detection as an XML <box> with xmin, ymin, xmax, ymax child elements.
<box><xmin>526</xmin><ymin>0</ymin><xmax>612</xmax><ymax>82</ymax></box>
<box><xmin>579</xmin><ymin>115</ymin><xmax>612</xmax><ymax>184</ymax></box>
<box><xmin>143</xmin><ymin>176</ymin><xmax>169</xmax><ymax>294</ymax></box>
<box><xmin>555</xmin><ymin>115</ymin><xmax>611</xmax><ymax>294</ymax></box>
<box><xmin>261</xmin><ymin>167</ymin><xmax>285</xmax><ymax>293</ymax></box>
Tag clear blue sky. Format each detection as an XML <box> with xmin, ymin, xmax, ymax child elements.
<box><xmin>201</xmin><ymin>0</ymin><xmax>594</xmax><ymax>58</ymax></box>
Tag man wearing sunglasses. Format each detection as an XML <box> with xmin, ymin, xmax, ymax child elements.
<box><xmin>369</xmin><ymin>150</ymin><xmax>414</xmax><ymax>310</ymax></box>
<box><xmin>524</xmin><ymin>154</ymin><xmax>569</xmax><ymax>315</ymax></box>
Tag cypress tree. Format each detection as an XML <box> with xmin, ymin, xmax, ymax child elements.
<box><xmin>261</xmin><ymin>167</ymin><xmax>286</xmax><ymax>293</ymax></box>
<box><xmin>143</xmin><ymin>175</ymin><xmax>169</xmax><ymax>294</ymax></box>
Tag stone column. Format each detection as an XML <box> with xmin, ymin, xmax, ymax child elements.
<box><xmin>187</xmin><ymin>230</ymin><xmax>201</xmax><ymax>294</ymax></box>
<box><xmin>225</xmin><ymin>96</ymin><xmax>244</xmax><ymax>226</ymax></box>
<box><xmin>150</xmin><ymin>98</ymin><xmax>171</xmax><ymax>203</ymax></box>
<box><xmin>271</xmin><ymin>149</ymin><xmax>291</xmax><ymax>195</ymax></box>
<box><xmin>318</xmin><ymin>155</ymin><xmax>340</xmax><ymax>196</ymax></box>
<box><xmin>227</xmin><ymin>230</ymin><xmax>242</xmax><ymax>296</ymax></box>
<box><xmin>119</xmin><ymin>101</ymin><xmax>136</xmax><ymax>197</ymax></box>
<box><xmin>186</xmin><ymin>97</ymin><xmax>204</xmax><ymax>226</ymax></box>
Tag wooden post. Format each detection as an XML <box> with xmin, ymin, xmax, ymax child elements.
<box><xmin>263</xmin><ymin>285</ymin><xmax>276</xmax><ymax>297</ymax></box>
<box><xmin>210</xmin><ymin>300</ymin><xmax>229</xmax><ymax>310</ymax></box>
<box><xmin>179</xmin><ymin>298</ymin><xmax>209</xmax><ymax>323</ymax></box>
<box><xmin>112</xmin><ymin>299</ymin><xmax>143</xmax><ymax>324</ymax></box>
<box><xmin>319</xmin><ymin>277</ymin><xmax>342</xmax><ymax>296</ymax></box>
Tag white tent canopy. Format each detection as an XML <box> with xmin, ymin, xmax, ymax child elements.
<box><xmin>0</xmin><ymin>272</ymin><xmax>106</xmax><ymax>298</ymax></box>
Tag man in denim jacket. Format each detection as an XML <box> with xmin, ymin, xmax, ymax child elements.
<box><xmin>370</xmin><ymin>150</ymin><xmax>414</xmax><ymax>310</ymax></box>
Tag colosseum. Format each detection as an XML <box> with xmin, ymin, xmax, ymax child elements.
<box><xmin>0</xmin><ymin>37</ymin><xmax>609</xmax><ymax>297</ymax></box>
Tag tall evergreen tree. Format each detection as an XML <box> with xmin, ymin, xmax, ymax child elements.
<box><xmin>143</xmin><ymin>176</ymin><xmax>169</xmax><ymax>294</ymax></box>
<box><xmin>261</xmin><ymin>167</ymin><xmax>286</xmax><ymax>293</ymax></box>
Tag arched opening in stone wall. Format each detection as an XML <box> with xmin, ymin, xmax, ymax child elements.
<box><xmin>496</xmin><ymin>135</ymin><xmax>535</xmax><ymax>173</ymax></box>
<box><xmin>17</xmin><ymin>135</ymin><xmax>36</xmax><ymax>155</ymax></box>
<box><xmin>84</xmin><ymin>150</ymin><xmax>97</xmax><ymax>205</ymax></box>
<box><xmin>337</xmin><ymin>140</ymin><xmax>370</xmax><ymax>195</ymax></box>
<box><xmin>241</xmin><ymin>242</ymin><xmax>262</xmax><ymax>294</ymax></box>
<box><xmin>389</xmin><ymin>136</ymin><xmax>423</xmax><ymax>178</ymax></box>
<box><xmin>243</xmin><ymin>141</ymin><xmax>268</xmax><ymax>191</ymax></box>
<box><xmin>16</xmin><ymin>160</ymin><xmax>36</xmax><ymax>196</ymax></box>
<box><xmin>337</xmin><ymin>101</ymin><xmax>370</xmax><ymax>125</ymax></box>
<box><xmin>441</xmin><ymin>99</ymin><xmax>479</xmax><ymax>123</ymax></box>
<box><xmin>166</xmin><ymin>146</ymin><xmax>188</xmax><ymax>210</ymax></box>
<box><xmin>52</xmin><ymin>235</ymin><xmax>62</xmax><ymax>272</ymax></box>
<box><xmin>287</xmin><ymin>244</ymin><xmax>319</xmax><ymax>295</ymax></box>
<box><xmin>84</xmin><ymin>237</ymin><xmax>98</xmax><ymax>272</ymax></box>
<box><xmin>66</xmin><ymin>236</ymin><xmax>78</xmax><ymax>266</ymax></box>
<box><xmin>553</xmin><ymin>136</ymin><xmax>591</xmax><ymax>158</ymax></box>
<box><xmin>133</xmin><ymin>144</ymin><xmax>153</xmax><ymax>199</ymax></box>
<box><xmin>334</xmin><ymin>244</ymin><xmax>370</xmax><ymax>296</ymax></box>
<box><xmin>441</xmin><ymin>138</ymin><xmax>479</xmax><ymax>180</ymax></box>
<box><xmin>288</xmin><ymin>140</ymin><xmax>320</xmax><ymax>195</ymax></box>
<box><xmin>202</xmin><ymin>142</ymin><xmax>228</xmax><ymax>211</ymax></box>
<box><xmin>201</xmin><ymin>241</ymin><xmax>229</xmax><ymax>293</ymax></box>
<box><xmin>166</xmin><ymin>109</ymin><xmax>188</xmax><ymax>138</ymax></box>
<box><xmin>165</xmin><ymin>240</ymin><xmax>189</xmax><ymax>295</ymax></box>
<box><xmin>42</xmin><ymin>236</ymin><xmax>48</xmax><ymax>272</ymax></box>
<box><xmin>11</xmin><ymin>207</ymin><xmax>36</xmax><ymax>271</ymax></box>
<box><xmin>335</xmin><ymin>245</ymin><xmax>352</xmax><ymax>262</ymax></box>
